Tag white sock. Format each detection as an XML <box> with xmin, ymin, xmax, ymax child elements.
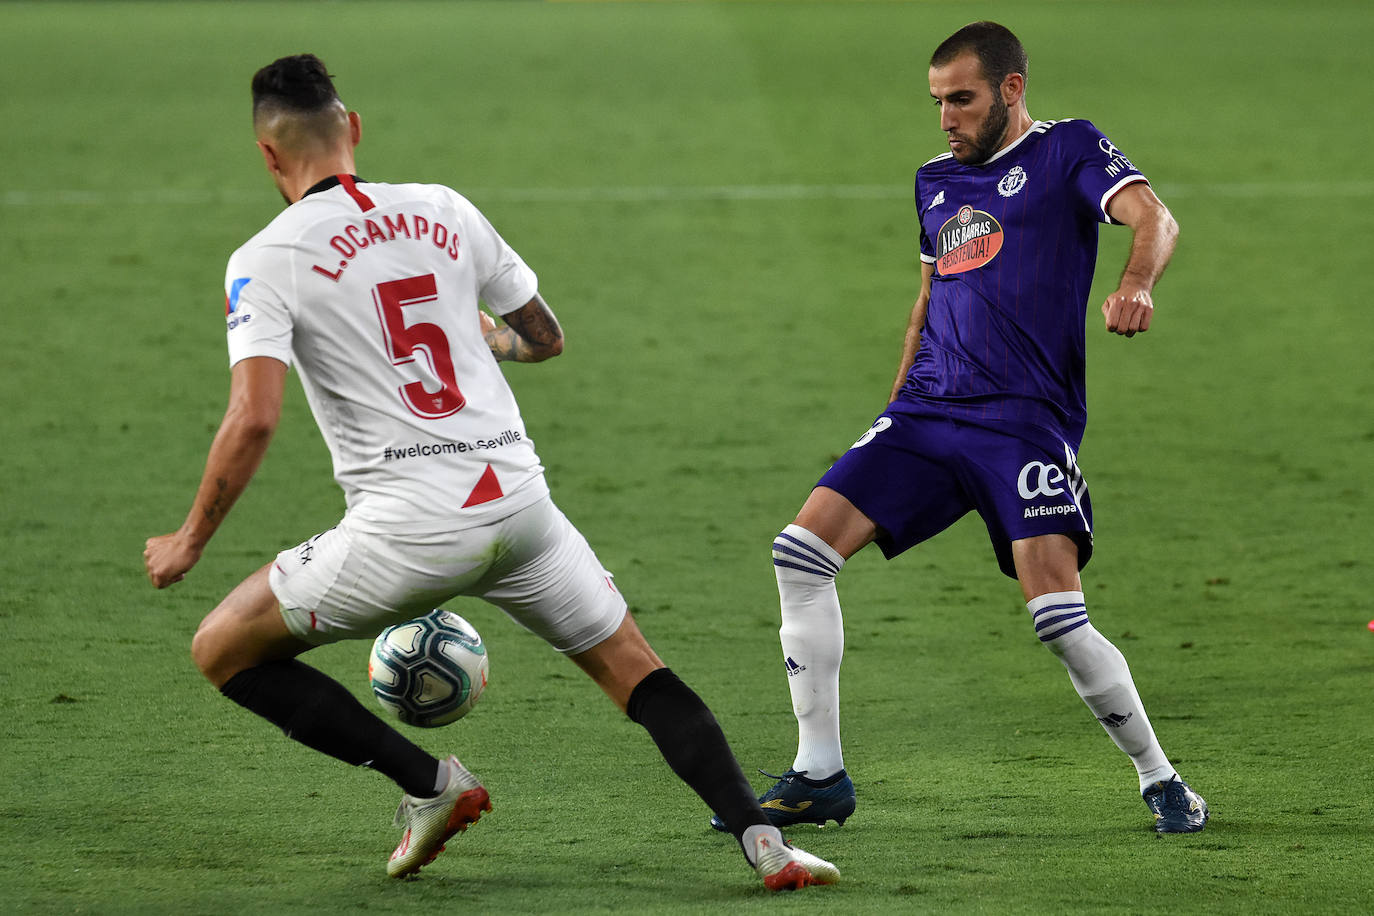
<box><xmin>431</xmin><ymin>757</ymin><xmax>452</xmax><ymax>796</ymax></box>
<box><xmin>774</xmin><ymin>524</ymin><xmax>846</xmax><ymax>779</ymax></box>
<box><xmin>1028</xmin><ymin>591</ymin><xmax>1175</xmax><ymax>793</ymax></box>
<box><xmin>740</xmin><ymin>824</ymin><xmax>785</xmax><ymax>867</ymax></box>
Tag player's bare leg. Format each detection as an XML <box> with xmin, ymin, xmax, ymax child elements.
<box><xmin>573</xmin><ymin>615</ymin><xmax>838</xmax><ymax>889</ymax></box>
<box><xmin>568</xmin><ymin>613</ymin><xmax>664</xmax><ymax>711</ymax></box>
<box><xmin>1009</xmin><ymin>533</ymin><xmax>1082</xmax><ymax>602</ymax></box>
<box><xmin>793</xmin><ymin>486</ymin><xmax>880</xmax><ymax>558</ymax></box>
<box><xmin>190</xmin><ymin>564</ymin><xmax>310</xmax><ymax>687</ymax></box>
<box><xmin>1013</xmin><ymin>534</ymin><xmax>1206</xmax><ymax>832</ymax></box>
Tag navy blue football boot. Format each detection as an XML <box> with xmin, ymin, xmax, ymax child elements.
<box><xmin>1142</xmin><ymin>777</ymin><xmax>1208</xmax><ymax>833</ymax></box>
<box><xmin>711</xmin><ymin>769</ymin><xmax>856</xmax><ymax>832</ymax></box>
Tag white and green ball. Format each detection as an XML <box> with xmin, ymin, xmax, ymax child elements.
<box><xmin>368</xmin><ymin>610</ymin><xmax>488</xmax><ymax>727</ymax></box>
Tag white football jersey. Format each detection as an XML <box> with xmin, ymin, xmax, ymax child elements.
<box><xmin>224</xmin><ymin>175</ymin><xmax>549</xmax><ymax>532</ymax></box>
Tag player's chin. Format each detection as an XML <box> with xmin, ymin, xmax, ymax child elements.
<box><xmin>950</xmin><ymin>147</ymin><xmax>988</xmax><ymax>166</ymax></box>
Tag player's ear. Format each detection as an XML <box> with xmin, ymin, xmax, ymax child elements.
<box><xmin>256</xmin><ymin>139</ymin><xmax>282</xmax><ymax>176</ymax></box>
<box><xmin>1001</xmin><ymin>72</ymin><xmax>1025</xmax><ymax>107</ymax></box>
<box><xmin>348</xmin><ymin>110</ymin><xmax>362</xmax><ymax>148</ymax></box>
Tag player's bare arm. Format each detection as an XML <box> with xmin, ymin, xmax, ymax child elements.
<box><xmin>1102</xmin><ymin>182</ymin><xmax>1179</xmax><ymax>337</ymax></box>
<box><xmin>143</xmin><ymin>356</ymin><xmax>287</xmax><ymax>588</ymax></box>
<box><xmin>889</xmin><ymin>261</ymin><xmax>936</xmax><ymax>402</ymax></box>
<box><xmin>481</xmin><ymin>293</ymin><xmax>565</xmax><ymax>363</ymax></box>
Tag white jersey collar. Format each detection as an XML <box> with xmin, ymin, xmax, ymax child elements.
<box><xmin>981</xmin><ymin>120</ymin><xmax>1048</xmax><ymax>166</ymax></box>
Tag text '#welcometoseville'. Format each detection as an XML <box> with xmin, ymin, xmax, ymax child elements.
<box><xmin>382</xmin><ymin>430</ymin><xmax>523</xmax><ymax>462</ymax></box>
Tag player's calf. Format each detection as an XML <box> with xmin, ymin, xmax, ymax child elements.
<box><xmin>774</xmin><ymin>525</ymin><xmax>848</xmax><ymax>779</ymax></box>
<box><xmin>626</xmin><ymin>668</ymin><xmax>765</xmax><ymax>833</ymax></box>
<box><xmin>219</xmin><ymin>657</ymin><xmax>442</xmax><ymax>798</ymax></box>
<box><xmin>1028</xmin><ymin>591</ymin><xmax>1171</xmax><ymax>780</ymax></box>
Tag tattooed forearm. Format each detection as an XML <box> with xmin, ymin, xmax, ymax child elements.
<box><xmin>487</xmin><ymin>296</ymin><xmax>565</xmax><ymax>363</ymax></box>
<box><xmin>484</xmin><ymin>327</ymin><xmax>525</xmax><ymax>362</ymax></box>
<box><xmin>202</xmin><ymin>477</ymin><xmax>231</xmax><ymax>523</ymax></box>
<box><xmin>505</xmin><ymin>307</ymin><xmax>561</xmax><ymax>352</ymax></box>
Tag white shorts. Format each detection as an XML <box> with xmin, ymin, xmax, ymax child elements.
<box><xmin>269</xmin><ymin>495</ymin><xmax>627</xmax><ymax>655</ymax></box>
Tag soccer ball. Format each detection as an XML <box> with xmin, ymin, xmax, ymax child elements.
<box><xmin>368</xmin><ymin>610</ymin><xmax>489</xmax><ymax>727</ymax></box>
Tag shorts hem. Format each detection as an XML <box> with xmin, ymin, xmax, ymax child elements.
<box><xmin>556</xmin><ymin>602</ymin><xmax>628</xmax><ymax>656</ymax></box>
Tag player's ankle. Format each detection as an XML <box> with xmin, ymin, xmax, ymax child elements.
<box><xmin>791</xmin><ymin>767</ymin><xmax>846</xmax><ymax>787</ymax></box>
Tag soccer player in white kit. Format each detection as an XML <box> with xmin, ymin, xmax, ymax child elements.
<box><xmin>143</xmin><ymin>54</ymin><xmax>837</xmax><ymax>890</ymax></box>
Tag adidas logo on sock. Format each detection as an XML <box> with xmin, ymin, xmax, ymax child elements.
<box><xmin>785</xmin><ymin>656</ymin><xmax>807</xmax><ymax>677</ymax></box>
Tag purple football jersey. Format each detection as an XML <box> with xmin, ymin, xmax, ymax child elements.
<box><xmin>901</xmin><ymin>119</ymin><xmax>1148</xmax><ymax>445</ymax></box>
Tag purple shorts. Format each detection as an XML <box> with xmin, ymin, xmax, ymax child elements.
<box><xmin>817</xmin><ymin>403</ymin><xmax>1094</xmax><ymax>578</ymax></box>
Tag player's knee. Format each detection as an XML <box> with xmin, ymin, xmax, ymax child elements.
<box><xmin>189</xmin><ymin>625</ymin><xmax>221</xmax><ymax>682</ymax></box>
<box><xmin>190</xmin><ymin>618</ymin><xmax>241</xmax><ymax>688</ymax></box>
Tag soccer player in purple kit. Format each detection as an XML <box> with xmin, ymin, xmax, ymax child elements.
<box><xmin>715</xmin><ymin>21</ymin><xmax>1208</xmax><ymax>835</ymax></box>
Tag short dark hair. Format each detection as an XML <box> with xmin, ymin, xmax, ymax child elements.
<box><xmin>930</xmin><ymin>21</ymin><xmax>1028</xmax><ymax>90</ymax></box>
<box><xmin>251</xmin><ymin>54</ymin><xmax>341</xmax><ymax>116</ymax></box>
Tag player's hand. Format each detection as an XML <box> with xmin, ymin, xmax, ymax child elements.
<box><xmin>144</xmin><ymin>531</ymin><xmax>203</xmax><ymax>588</ymax></box>
<box><xmin>1102</xmin><ymin>286</ymin><xmax>1154</xmax><ymax>337</ymax></box>
<box><xmin>479</xmin><ymin>310</ymin><xmax>497</xmax><ymax>335</ymax></box>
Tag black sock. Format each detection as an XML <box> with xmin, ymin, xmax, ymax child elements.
<box><xmin>625</xmin><ymin>667</ymin><xmax>767</xmax><ymax>841</ymax></box>
<box><xmin>219</xmin><ymin>659</ymin><xmax>439</xmax><ymax>797</ymax></box>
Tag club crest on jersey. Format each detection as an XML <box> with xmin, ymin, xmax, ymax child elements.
<box><xmin>936</xmin><ymin>205</ymin><xmax>1003</xmax><ymax>274</ymax></box>
<box><xmin>997</xmin><ymin>166</ymin><xmax>1027</xmax><ymax>198</ymax></box>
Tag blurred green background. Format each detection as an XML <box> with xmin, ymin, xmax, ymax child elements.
<box><xmin>2</xmin><ymin>2</ymin><xmax>1370</xmax><ymax>913</ymax></box>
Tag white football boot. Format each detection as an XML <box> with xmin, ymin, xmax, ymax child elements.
<box><xmin>387</xmin><ymin>755</ymin><xmax>490</xmax><ymax>878</ymax></box>
<box><xmin>749</xmin><ymin>828</ymin><xmax>840</xmax><ymax>891</ymax></box>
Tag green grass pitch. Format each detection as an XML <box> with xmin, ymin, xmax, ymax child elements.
<box><xmin>2</xmin><ymin>1</ymin><xmax>1372</xmax><ymax>913</ymax></box>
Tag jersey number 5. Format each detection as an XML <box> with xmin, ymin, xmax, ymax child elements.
<box><xmin>373</xmin><ymin>274</ymin><xmax>465</xmax><ymax>418</ymax></box>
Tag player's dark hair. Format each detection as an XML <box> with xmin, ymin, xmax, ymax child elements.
<box><xmin>251</xmin><ymin>54</ymin><xmax>341</xmax><ymax>115</ymax></box>
<box><xmin>930</xmin><ymin>21</ymin><xmax>1028</xmax><ymax>90</ymax></box>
